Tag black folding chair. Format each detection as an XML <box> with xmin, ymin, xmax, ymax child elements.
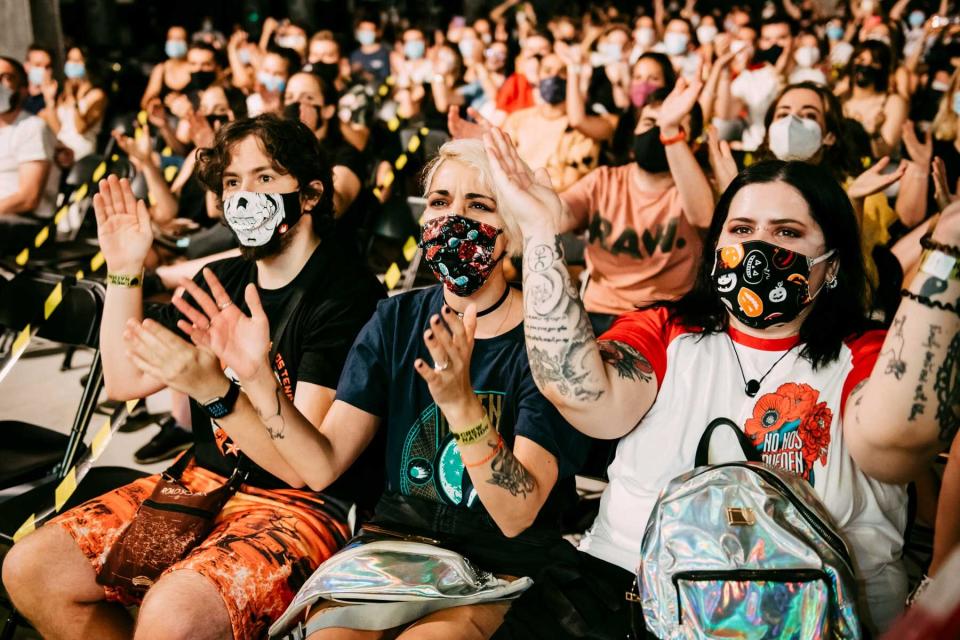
<box><xmin>0</xmin><ymin>271</ymin><xmax>106</xmax><ymax>490</ymax></box>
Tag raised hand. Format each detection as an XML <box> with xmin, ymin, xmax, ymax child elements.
<box><xmin>112</xmin><ymin>124</ymin><xmax>154</xmax><ymax>166</ymax></box>
<box><xmin>848</xmin><ymin>156</ymin><xmax>908</xmax><ymax>200</ymax></box>
<box><xmin>706</xmin><ymin>124</ymin><xmax>737</xmax><ymax>192</ymax></box>
<box><xmin>173</xmin><ymin>268</ymin><xmax>271</xmax><ymax>382</ymax></box>
<box><xmin>483</xmin><ymin>127</ymin><xmax>564</xmax><ymax>232</ymax></box>
<box><xmin>902</xmin><ymin>120</ymin><xmax>932</xmax><ymax>167</ymax></box>
<box><xmin>448</xmin><ymin>106</ymin><xmax>494</xmax><ymax>140</ymax></box>
<box><xmin>656</xmin><ymin>73</ymin><xmax>704</xmax><ymax>132</ymax></box>
<box><xmin>124</xmin><ymin>318</ymin><xmax>226</xmax><ymax>401</ymax></box>
<box><xmin>932</xmin><ymin>157</ymin><xmax>954</xmax><ymax>213</ymax></box>
<box><xmin>186</xmin><ymin>109</ymin><xmax>216</xmax><ymax>149</ymax></box>
<box><xmin>93</xmin><ymin>175</ymin><xmax>153</xmax><ymax>273</ymax></box>
<box><xmin>413</xmin><ymin>304</ymin><xmax>479</xmax><ymax>413</ymax></box>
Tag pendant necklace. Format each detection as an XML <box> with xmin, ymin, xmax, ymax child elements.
<box><xmin>728</xmin><ymin>334</ymin><xmax>799</xmax><ymax>398</ymax></box>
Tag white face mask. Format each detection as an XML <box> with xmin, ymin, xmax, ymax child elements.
<box><xmin>664</xmin><ymin>32</ymin><xmax>690</xmax><ymax>56</ymax></box>
<box><xmin>768</xmin><ymin>114</ymin><xmax>823</xmax><ymax>161</ymax></box>
<box><xmin>222</xmin><ymin>191</ymin><xmax>302</xmax><ymax>247</ymax></box>
<box><xmin>636</xmin><ymin>27</ymin><xmax>656</xmax><ymax>48</ymax></box>
<box><xmin>696</xmin><ymin>25</ymin><xmax>718</xmax><ymax>44</ymax></box>
<box><xmin>730</xmin><ymin>40</ymin><xmax>748</xmax><ymax>55</ymax></box>
<box><xmin>0</xmin><ymin>84</ymin><xmax>14</xmax><ymax>113</ymax></box>
<box><xmin>794</xmin><ymin>46</ymin><xmax>820</xmax><ymax>68</ymax></box>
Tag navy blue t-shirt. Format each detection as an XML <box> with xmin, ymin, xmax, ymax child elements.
<box><xmin>335</xmin><ymin>285</ymin><xmax>588</xmax><ymax>527</ymax></box>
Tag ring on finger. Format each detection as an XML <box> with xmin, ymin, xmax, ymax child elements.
<box><xmin>218</xmin><ymin>301</ymin><xmax>233</xmax><ymax>311</ymax></box>
<box><xmin>433</xmin><ymin>361</ymin><xmax>449</xmax><ymax>372</ymax></box>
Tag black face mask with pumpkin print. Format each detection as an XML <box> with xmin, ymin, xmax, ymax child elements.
<box><xmin>711</xmin><ymin>240</ymin><xmax>836</xmax><ymax>329</ymax></box>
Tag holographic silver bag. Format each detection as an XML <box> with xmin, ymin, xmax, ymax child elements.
<box><xmin>639</xmin><ymin>418</ymin><xmax>862</xmax><ymax>639</ymax></box>
<box><xmin>269</xmin><ymin>537</ymin><xmax>532</xmax><ymax>639</ymax></box>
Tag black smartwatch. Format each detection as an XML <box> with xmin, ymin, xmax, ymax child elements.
<box><xmin>201</xmin><ymin>380</ymin><xmax>241</xmax><ymax>420</ymax></box>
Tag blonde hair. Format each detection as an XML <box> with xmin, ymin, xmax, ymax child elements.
<box><xmin>932</xmin><ymin>67</ymin><xmax>960</xmax><ymax>142</ymax></box>
<box><xmin>420</xmin><ymin>138</ymin><xmax>523</xmax><ymax>258</ymax></box>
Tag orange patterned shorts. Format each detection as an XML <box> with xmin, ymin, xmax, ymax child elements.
<box><xmin>49</xmin><ymin>462</ymin><xmax>352</xmax><ymax>640</ymax></box>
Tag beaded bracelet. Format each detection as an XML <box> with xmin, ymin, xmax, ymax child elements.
<box><xmin>920</xmin><ymin>236</ymin><xmax>960</xmax><ymax>259</ymax></box>
<box><xmin>901</xmin><ymin>289</ymin><xmax>960</xmax><ymax>315</ymax></box>
<box><xmin>463</xmin><ymin>433</ymin><xmax>504</xmax><ymax>468</ymax></box>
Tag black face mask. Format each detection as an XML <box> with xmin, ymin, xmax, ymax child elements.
<box><xmin>633</xmin><ymin>126</ymin><xmax>670</xmax><ymax>174</ymax></box>
<box><xmin>854</xmin><ymin>64</ymin><xmax>882</xmax><ymax>88</ymax></box>
<box><xmin>283</xmin><ymin>101</ymin><xmax>323</xmax><ymax>131</ymax></box>
<box><xmin>309</xmin><ymin>62</ymin><xmax>339</xmax><ymax>87</ymax></box>
<box><xmin>752</xmin><ymin>44</ymin><xmax>783</xmax><ymax>66</ymax></box>
<box><xmin>188</xmin><ymin>70</ymin><xmax>217</xmax><ymax>92</ymax></box>
<box><xmin>205</xmin><ymin>114</ymin><xmax>230</xmax><ymax>128</ymax></box>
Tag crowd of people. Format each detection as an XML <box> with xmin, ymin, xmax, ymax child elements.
<box><xmin>1</xmin><ymin>0</ymin><xmax>960</xmax><ymax>637</ymax></box>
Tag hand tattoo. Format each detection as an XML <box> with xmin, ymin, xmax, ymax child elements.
<box><xmin>487</xmin><ymin>444</ymin><xmax>535</xmax><ymax>498</ymax></box>
<box><xmin>598</xmin><ymin>340</ymin><xmax>654</xmax><ymax>383</ymax></box>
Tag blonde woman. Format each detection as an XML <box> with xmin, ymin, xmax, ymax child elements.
<box><xmin>173</xmin><ymin>139</ymin><xmax>587</xmax><ymax>639</ymax></box>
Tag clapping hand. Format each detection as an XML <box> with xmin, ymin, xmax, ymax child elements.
<box><xmin>93</xmin><ymin>175</ymin><xmax>153</xmax><ymax>274</ymax></box>
<box><xmin>414</xmin><ymin>305</ymin><xmax>479</xmax><ymax>415</ymax></box>
<box><xmin>848</xmin><ymin>156</ymin><xmax>907</xmax><ymax>200</ymax></box>
<box><xmin>124</xmin><ymin>318</ymin><xmax>226</xmax><ymax>401</ymax></box>
<box><xmin>483</xmin><ymin>127</ymin><xmax>564</xmax><ymax>232</ymax></box>
<box><xmin>656</xmin><ymin>72</ymin><xmax>704</xmax><ymax>133</ymax></box>
<box><xmin>173</xmin><ymin>268</ymin><xmax>272</xmax><ymax>382</ymax></box>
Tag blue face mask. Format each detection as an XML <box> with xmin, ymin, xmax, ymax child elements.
<box><xmin>356</xmin><ymin>30</ymin><xmax>377</xmax><ymax>46</ymax></box>
<box><xmin>257</xmin><ymin>71</ymin><xmax>286</xmax><ymax>93</ymax></box>
<box><xmin>165</xmin><ymin>39</ymin><xmax>188</xmax><ymax>59</ymax></box>
<box><xmin>404</xmin><ymin>40</ymin><xmax>426</xmax><ymax>60</ymax></box>
<box><xmin>664</xmin><ymin>32</ymin><xmax>690</xmax><ymax>56</ymax></box>
<box><xmin>953</xmin><ymin>92</ymin><xmax>960</xmax><ymax>116</ymax></box>
<box><xmin>238</xmin><ymin>48</ymin><xmax>251</xmax><ymax>65</ymax></box>
<box><xmin>64</xmin><ymin>61</ymin><xmax>86</xmax><ymax>80</ymax></box>
<box><xmin>908</xmin><ymin>11</ymin><xmax>925</xmax><ymax>28</ymax></box>
<box><xmin>27</xmin><ymin>66</ymin><xmax>46</xmax><ymax>86</ymax></box>
<box><xmin>826</xmin><ymin>25</ymin><xmax>844</xmax><ymax>41</ymax></box>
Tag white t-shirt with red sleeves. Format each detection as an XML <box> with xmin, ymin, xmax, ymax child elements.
<box><xmin>578</xmin><ymin>307</ymin><xmax>908</xmax><ymax>633</ymax></box>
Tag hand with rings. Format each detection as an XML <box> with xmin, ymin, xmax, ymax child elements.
<box><xmin>172</xmin><ymin>267</ymin><xmax>272</xmax><ymax>381</ymax></box>
<box><xmin>414</xmin><ymin>303</ymin><xmax>479</xmax><ymax>412</ymax></box>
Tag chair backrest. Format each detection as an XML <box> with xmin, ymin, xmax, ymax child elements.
<box><xmin>371</xmin><ymin>195</ymin><xmax>420</xmax><ymax>241</ymax></box>
<box><xmin>65</xmin><ymin>154</ymin><xmax>105</xmax><ymax>187</ymax></box>
<box><xmin>0</xmin><ymin>271</ymin><xmax>105</xmax><ymax>349</ymax></box>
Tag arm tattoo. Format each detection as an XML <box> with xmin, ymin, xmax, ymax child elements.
<box><xmin>880</xmin><ymin>315</ymin><xmax>907</xmax><ymax>380</ymax></box>
<box><xmin>934</xmin><ymin>331</ymin><xmax>960</xmax><ymax>442</ymax></box>
<box><xmin>523</xmin><ymin>235</ymin><xmax>606</xmax><ymax>401</ymax></box>
<box><xmin>909</xmin><ymin>324</ymin><xmax>942</xmax><ymax>422</ymax></box>
<box><xmin>598</xmin><ymin>340</ymin><xmax>654</xmax><ymax>382</ymax></box>
<box><xmin>486</xmin><ymin>443</ymin><xmax>535</xmax><ymax>498</ymax></box>
<box><xmin>257</xmin><ymin>386</ymin><xmax>286</xmax><ymax>440</ymax></box>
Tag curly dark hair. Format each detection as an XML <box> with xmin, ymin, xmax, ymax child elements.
<box><xmin>195</xmin><ymin>114</ymin><xmax>334</xmax><ymax>235</ymax></box>
<box><xmin>668</xmin><ymin>160</ymin><xmax>872</xmax><ymax>369</ymax></box>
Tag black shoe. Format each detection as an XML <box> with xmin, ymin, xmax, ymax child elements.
<box><xmin>134</xmin><ymin>418</ymin><xmax>192</xmax><ymax>464</ymax></box>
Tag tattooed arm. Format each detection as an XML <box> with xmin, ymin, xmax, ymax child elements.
<box><xmin>414</xmin><ymin>305</ymin><xmax>558</xmax><ymax>538</ymax></box>
<box><xmin>484</xmin><ymin>128</ymin><xmax>659</xmax><ymax>438</ymax></box>
<box><xmin>845</xmin><ymin>201</ymin><xmax>960</xmax><ymax>484</ymax></box>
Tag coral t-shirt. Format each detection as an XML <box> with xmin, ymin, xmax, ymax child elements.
<box><xmin>578</xmin><ymin>307</ymin><xmax>907</xmax><ymax>632</ymax></box>
<box><xmin>561</xmin><ymin>165</ymin><xmax>703</xmax><ymax>315</ymax></box>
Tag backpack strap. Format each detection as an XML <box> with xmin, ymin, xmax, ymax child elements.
<box><xmin>694</xmin><ymin>417</ymin><xmax>763</xmax><ymax>468</ymax></box>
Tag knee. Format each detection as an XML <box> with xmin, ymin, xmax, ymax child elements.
<box><xmin>134</xmin><ymin>572</ymin><xmax>231</xmax><ymax>640</ymax></box>
<box><xmin>2</xmin><ymin>528</ymin><xmax>65</xmax><ymax>603</ymax></box>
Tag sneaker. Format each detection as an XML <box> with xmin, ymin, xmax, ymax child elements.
<box><xmin>134</xmin><ymin>417</ymin><xmax>193</xmax><ymax>464</ymax></box>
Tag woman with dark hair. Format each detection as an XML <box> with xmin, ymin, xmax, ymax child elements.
<box><xmin>487</xmin><ymin>123</ymin><xmax>960</xmax><ymax>634</ymax></box>
<box><xmin>840</xmin><ymin>40</ymin><xmax>908</xmax><ymax>158</ymax></box>
<box><xmin>753</xmin><ymin>81</ymin><xmax>911</xmax><ymax>297</ymax></box>
<box><xmin>608</xmin><ymin>52</ymin><xmax>676</xmax><ymax>162</ymax></box>
<box><xmin>37</xmin><ymin>45</ymin><xmax>106</xmax><ymax>160</ymax></box>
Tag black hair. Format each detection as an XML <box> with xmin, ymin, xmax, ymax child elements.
<box><xmin>188</xmin><ymin>41</ymin><xmax>218</xmax><ymax>57</ymax></box>
<box><xmin>26</xmin><ymin>43</ymin><xmax>53</xmax><ymax>59</ymax></box>
<box><xmin>0</xmin><ymin>56</ymin><xmax>28</xmax><ymax>88</ymax></box>
<box><xmin>264</xmin><ymin>45</ymin><xmax>301</xmax><ymax>77</ymax></box>
<box><xmin>669</xmin><ymin>160</ymin><xmax>871</xmax><ymax>369</ymax></box>
<box><xmin>846</xmin><ymin>40</ymin><xmax>892</xmax><ymax>93</ymax></box>
<box><xmin>761</xmin><ymin>13</ymin><xmax>799</xmax><ymax>36</ymax></box>
<box><xmin>196</xmin><ymin>114</ymin><xmax>334</xmax><ymax>236</ymax></box>
<box><xmin>759</xmin><ymin>81</ymin><xmax>859</xmax><ymax>181</ymax></box>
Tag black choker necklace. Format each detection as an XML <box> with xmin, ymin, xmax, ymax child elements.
<box><xmin>728</xmin><ymin>334</ymin><xmax>799</xmax><ymax>397</ymax></box>
<box><xmin>452</xmin><ymin>285</ymin><xmax>511</xmax><ymax>318</ymax></box>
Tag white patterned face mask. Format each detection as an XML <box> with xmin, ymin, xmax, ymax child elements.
<box><xmin>222</xmin><ymin>191</ymin><xmax>302</xmax><ymax>247</ymax></box>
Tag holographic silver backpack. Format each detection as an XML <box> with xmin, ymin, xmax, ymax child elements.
<box><xmin>639</xmin><ymin>418</ymin><xmax>862</xmax><ymax>639</ymax></box>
